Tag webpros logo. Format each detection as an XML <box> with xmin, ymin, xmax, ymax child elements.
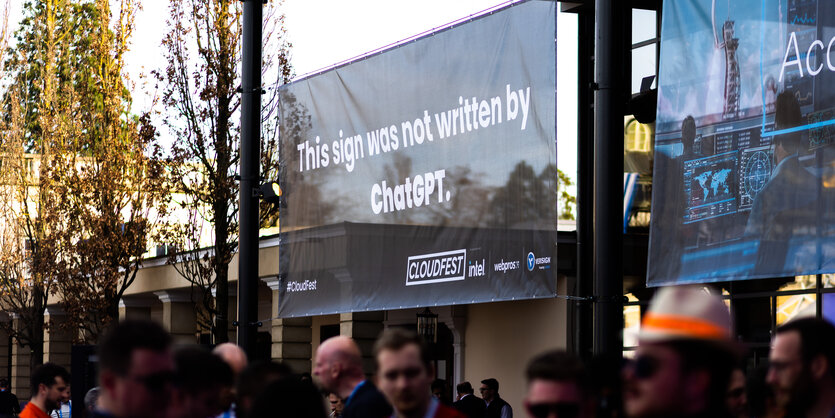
<box><xmin>406</xmin><ymin>249</ymin><xmax>466</xmax><ymax>286</ymax></box>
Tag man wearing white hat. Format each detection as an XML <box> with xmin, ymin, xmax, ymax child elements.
<box><xmin>623</xmin><ymin>286</ymin><xmax>738</xmax><ymax>418</ymax></box>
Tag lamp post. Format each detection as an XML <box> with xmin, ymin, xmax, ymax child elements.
<box><xmin>416</xmin><ymin>308</ymin><xmax>438</xmax><ymax>343</ymax></box>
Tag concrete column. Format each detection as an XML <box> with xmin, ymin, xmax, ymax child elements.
<box><xmin>263</xmin><ymin>277</ymin><xmax>312</xmax><ymax>373</ymax></box>
<box><xmin>9</xmin><ymin>315</ymin><xmax>30</xmax><ymax>399</ymax></box>
<box><xmin>154</xmin><ymin>291</ymin><xmax>197</xmax><ymax>344</ymax></box>
<box><xmin>340</xmin><ymin>312</ymin><xmax>384</xmax><ymax>376</ymax></box>
<box><xmin>43</xmin><ymin>307</ymin><xmax>72</xmax><ymax>371</ymax></box>
<box><xmin>119</xmin><ymin>296</ymin><xmax>156</xmax><ymax>321</ymax></box>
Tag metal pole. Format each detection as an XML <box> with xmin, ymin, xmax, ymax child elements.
<box><xmin>593</xmin><ymin>0</ymin><xmax>624</xmax><ymax>357</ymax></box>
<box><xmin>574</xmin><ymin>7</ymin><xmax>596</xmax><ymax>361</ymax></box>
<box><xmin>238</xmin><ymin>0</ymin><xmax>262</xmax><ymax>358</ymax></box>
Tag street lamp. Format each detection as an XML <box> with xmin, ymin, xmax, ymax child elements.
<box><xmin>416</xmin><ymin>308</ymin><xmax>438</xmax><ymax>343</ymax></box>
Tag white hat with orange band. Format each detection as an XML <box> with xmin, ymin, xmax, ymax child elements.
<box><xmin>639</xmin><ymin>285</ymin><xmax>734</xmax><ymax>345</ymax></box>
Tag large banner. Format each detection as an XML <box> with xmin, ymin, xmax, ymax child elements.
<box><xmin>650</xmin><ymin>0</ymin><xmax>835</xmax><ymax>285</ymax></box>
<box><xmin>277</xmin><ymin>1</ymin><xmax>557</xmax><ymax>317</ymax></box>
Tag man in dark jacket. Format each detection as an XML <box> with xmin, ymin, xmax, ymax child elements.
<box><xmin>453</xmin><ymin>382</ymin><xmax>484</xmax><ymax>418</ymax></box>
<box><xmin>480</xmin><ymin>379</ymin><xmax>512</xmax><ymax>418</ymax></box>
<box><xmin>313</xmin><ymin>336</ymin><xmax>392</xmax><ymax>418</ymax></box>
<box><xmin>0</xmin><ymin>378</ymin><xmax>20</xmax><ymax>418</ymax></box>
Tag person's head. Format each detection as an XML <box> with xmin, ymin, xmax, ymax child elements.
<box><xmin>726</xmin><ymin>368</ymin><xmax>747</xmax><ymax>418</ymax></box>
<box><xmin>773</xmin><ymin>90</ymin><xmax>804</xmax><ymax>162</ymax></box>
<box><xmin>480</xmin><ymin>378</ymin><xmax>499</xmax><ymax>403</ymax></box>
<box><xmin>524</xmin><ymin>351</ymin><xmax>592</xmax><ymax>418</ymax></box>
<box><xmin>766</xmin><ymin>317</ymin><xmax>835</xmax><ymax>414</ymax></box>
<box><xmin>431</xmin><ymin>379</ymin><xmax>446</xmax><ymax>401</ymax></box>
<box><xmin>30</xmin><ymin>363</ymin><xmax>70</xmax><ymax>411</ymax></box>
<box><xmin>249</xmin><ymin>377</ymin><xmax>327</xmax><ymax>418</ymax></box>
<box><xmin>0</xmin><ymin>378</ymin><xmax>9</xmax><ymax>391</ymax></box>
<box><xmin>236</xmin><ymin>360</ymin><xmax>292</xmax><ymax>418</ymax></box>
<box><xmin>97</xmin><ymin>319</ymin><xmax>174</xmax><ymax>418</ymax></box>
<box><xmin>623</xmin><ymin>286</ymin><xmax>738</xmax><ymax>418</ymax></box>
<box><xmin>328</xmin><ymin>393</ymin><xmax>344</xmax><ymax>415</ymax></box>
<box><xmin>167</xmin><ymin>346</ymin><xmax>234</xmax><ymax>418</ymax></box>
<box><xmin>456</xmin><ymin>381</ymin><xmax>474</xmax><ymax>399</ymax></box>
<box><xmin>84</xmin><ymin>387</ymin><xmax>101</xmax><ymax>413</ymax></box>
<box><xmin>212</xmin><ymin>343</ymin><xmax>248</xmax><ymax>376</ymax></box>
<box><xmin>313</xmin><ymin>336</ymin><xmax>364</xmax><ymax>395</ymax></box>
<box><xmin>374</xmin><ymin>328</ymin><xmax>434</xmax><ymax>417</ymax></box>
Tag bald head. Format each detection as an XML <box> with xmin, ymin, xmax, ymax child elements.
<box><xmin>314</xmin><ymin>336</ymin><xmax>366</xmax><ymax>397</ymax></box>
<box><xmin>213</xmin><ymin>343</ymin><xmax>248</xmax><ymax>375</ymax></box>
<box><xmin>318</xmin><ymin>336</ymin><xmax>363</xmax><ymax>370</ymax></box>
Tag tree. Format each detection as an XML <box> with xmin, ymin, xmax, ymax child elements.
<box><xmin>557</xmin><ymin>168</ymin><xmax>576</xmax><ymax>221</ymax></box>
<box><xmin>157</xmin><ymin>0</ymin><xmax>292</xmax><ymax>343</ymax></box>
<box><xmin>0</xmin><ymin>0</ymin><xmax>85</xmax><ymax>370</ymax></box>
<box><xmin>2</xmin><ymin>0</ymin><xmax>169</xmax><ymax>344</ymax></box>
<box><xmin>46</xmin><ymin>0</ymin><xmax>170</xmax><ymax>341</ymax></box>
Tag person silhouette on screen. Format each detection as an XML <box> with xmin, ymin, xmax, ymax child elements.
<box><xmin>745</xmin><ymin>90</ymin><xmax>819</xmax><ymax>275</ymax></box>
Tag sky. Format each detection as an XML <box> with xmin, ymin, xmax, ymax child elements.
<box><xmin>5</xmin><ymin>0</ymin><xmax>579</xmax><ymax>185</ymax></box>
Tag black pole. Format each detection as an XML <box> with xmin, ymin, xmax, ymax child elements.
<box><xmin>593</xmin><ymin>0</ymin><xmax>624</xmax><ymax>356</ymax></box>
<box><xmin>573</xmin><ymin>7</ymin><xmax>596</xmax><ymax>361</ymax></box>
<box><xmin>238</xmin><ymin>0</ymin><xmax>262</xmax><ymax>358</ymax></box>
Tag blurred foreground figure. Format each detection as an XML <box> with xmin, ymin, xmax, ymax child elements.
<box><xmin>20</xmin><ymin>363</ymin><xmax>70</xmax><ymax>418</ymax></box>
<box><xmin>766</xmin><ymin>317</ymin><xmax>835</xmax><ymax>418</ymax></box>
<box><xmin>453</xmin><ymin>382</ymin><xmax>485</xmax><ymax>418</ymax></box>
<box><xmin>314</xmin><ymin>336</ymin><xmax>392</xmax><ymax>418</ymax></box>
<box><xmin>249</xmin><ymin>377</ymin><xmax>327</xmax><ymax>418</ymax></box>
<box><xmin>235</xmin><ymin>361</ymin><xmax>292</xmax><ymax>418</ymax></box>
<box><xmin>167</xmin><ymin>347</ymin><xmax>233</xmax><ymax>418</ymax></box>
<box><xmin>524</xmin><ymin>351</ymin><xmax>593</xmax><ymax>418</ymax></box>
<box><xmin>623</xmin><ymin>286</ymin><xmax>738</xmax><ymax>418</ymax></box>
<box><xmin>212</xmin><ymin>343</ymin><xmax>247</xmax><ymax>418</ymax></box>
<box><xmin>92</xmin><ymin>320</ymin><xmax>174</xmax><ymax>418</ymax></box>
<box><xmin>374</xmin><ymin>328</ymin><xmax>465</xmax><ymax>418</ymax></box>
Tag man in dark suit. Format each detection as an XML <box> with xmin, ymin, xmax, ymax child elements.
<box><xmin>745</xmin><ymin>91</ymin><xmax>821</xmax><ymax>275</ymax></box>
<box><xmin>313</xmin><ymin>336</ymin><xmax>392</xmax><ymax>418</ymax></box>
<box><xmin>453</xmin><ymin>382</ymin><xmax>485</xmax><ymax>418</ymax></box>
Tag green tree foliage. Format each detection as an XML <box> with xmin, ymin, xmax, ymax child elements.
<box><xmin>0</xmin><ymin>0</ymin><xmax>169</xmax><ymax>348</ymax></box>
<box><xmin>157</xmin><ymin>0</ymin><xmax>292</xmax><ymax>343</ymax></box>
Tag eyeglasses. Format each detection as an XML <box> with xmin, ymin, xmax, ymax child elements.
<box><xmin>630</xmin><ymin>355</ymin><xmax>660</xmax><ymax>380</ymax></box>
<box><xmin>129</xmin><ymin>371</ymin><xmax>176</xmax><ymax>391</ymax></box>
<box><xmin>726</xmin><ymin>388</ymin><xmax>745</xmax><ymax>399</ymax></box>
<box><xmin>525</xmin><ymin>402</ymin><xmax>580</xmax><ymax>418</ymax></box>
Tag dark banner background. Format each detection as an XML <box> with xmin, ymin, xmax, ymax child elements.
<box><xmin>650</xmin><ymin>0</ymin><xmax>835</xmax><ymax>285</ymax></box>
<box><xmin>278</xmin><ymin>0</ymin><xmax>557</xmax><ymax>317</ymax></box>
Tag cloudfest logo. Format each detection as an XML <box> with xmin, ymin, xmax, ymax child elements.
<box><xmin>406</xmin><ymin>249</ymin><xmax>466</xmax><ymax>286</ymax></box>
<box><xmin>526</xmin><ymin>251</ymin><xmax>552</xmax><ymax>272</ymax></box>
<box><xmin>286</xmin><ymin>280</ymin><xmax>318</xmax><ymax>293</ymax></box>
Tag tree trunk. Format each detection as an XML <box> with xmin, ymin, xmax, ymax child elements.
<box><xmin>213</xmin><ymin>201</ymin><xmax>230</xmax><ymax>344</ymax></box>
<box><xmin>29</xmin><ymin>288</ymin><xmax>45</xmax><ymax>370</ymax></box>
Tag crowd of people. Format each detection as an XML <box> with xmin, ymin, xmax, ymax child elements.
<box><xmin>0</xmin><ymin>285</ymin><xmax>832</xmax><ymax>418</ymax></box>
